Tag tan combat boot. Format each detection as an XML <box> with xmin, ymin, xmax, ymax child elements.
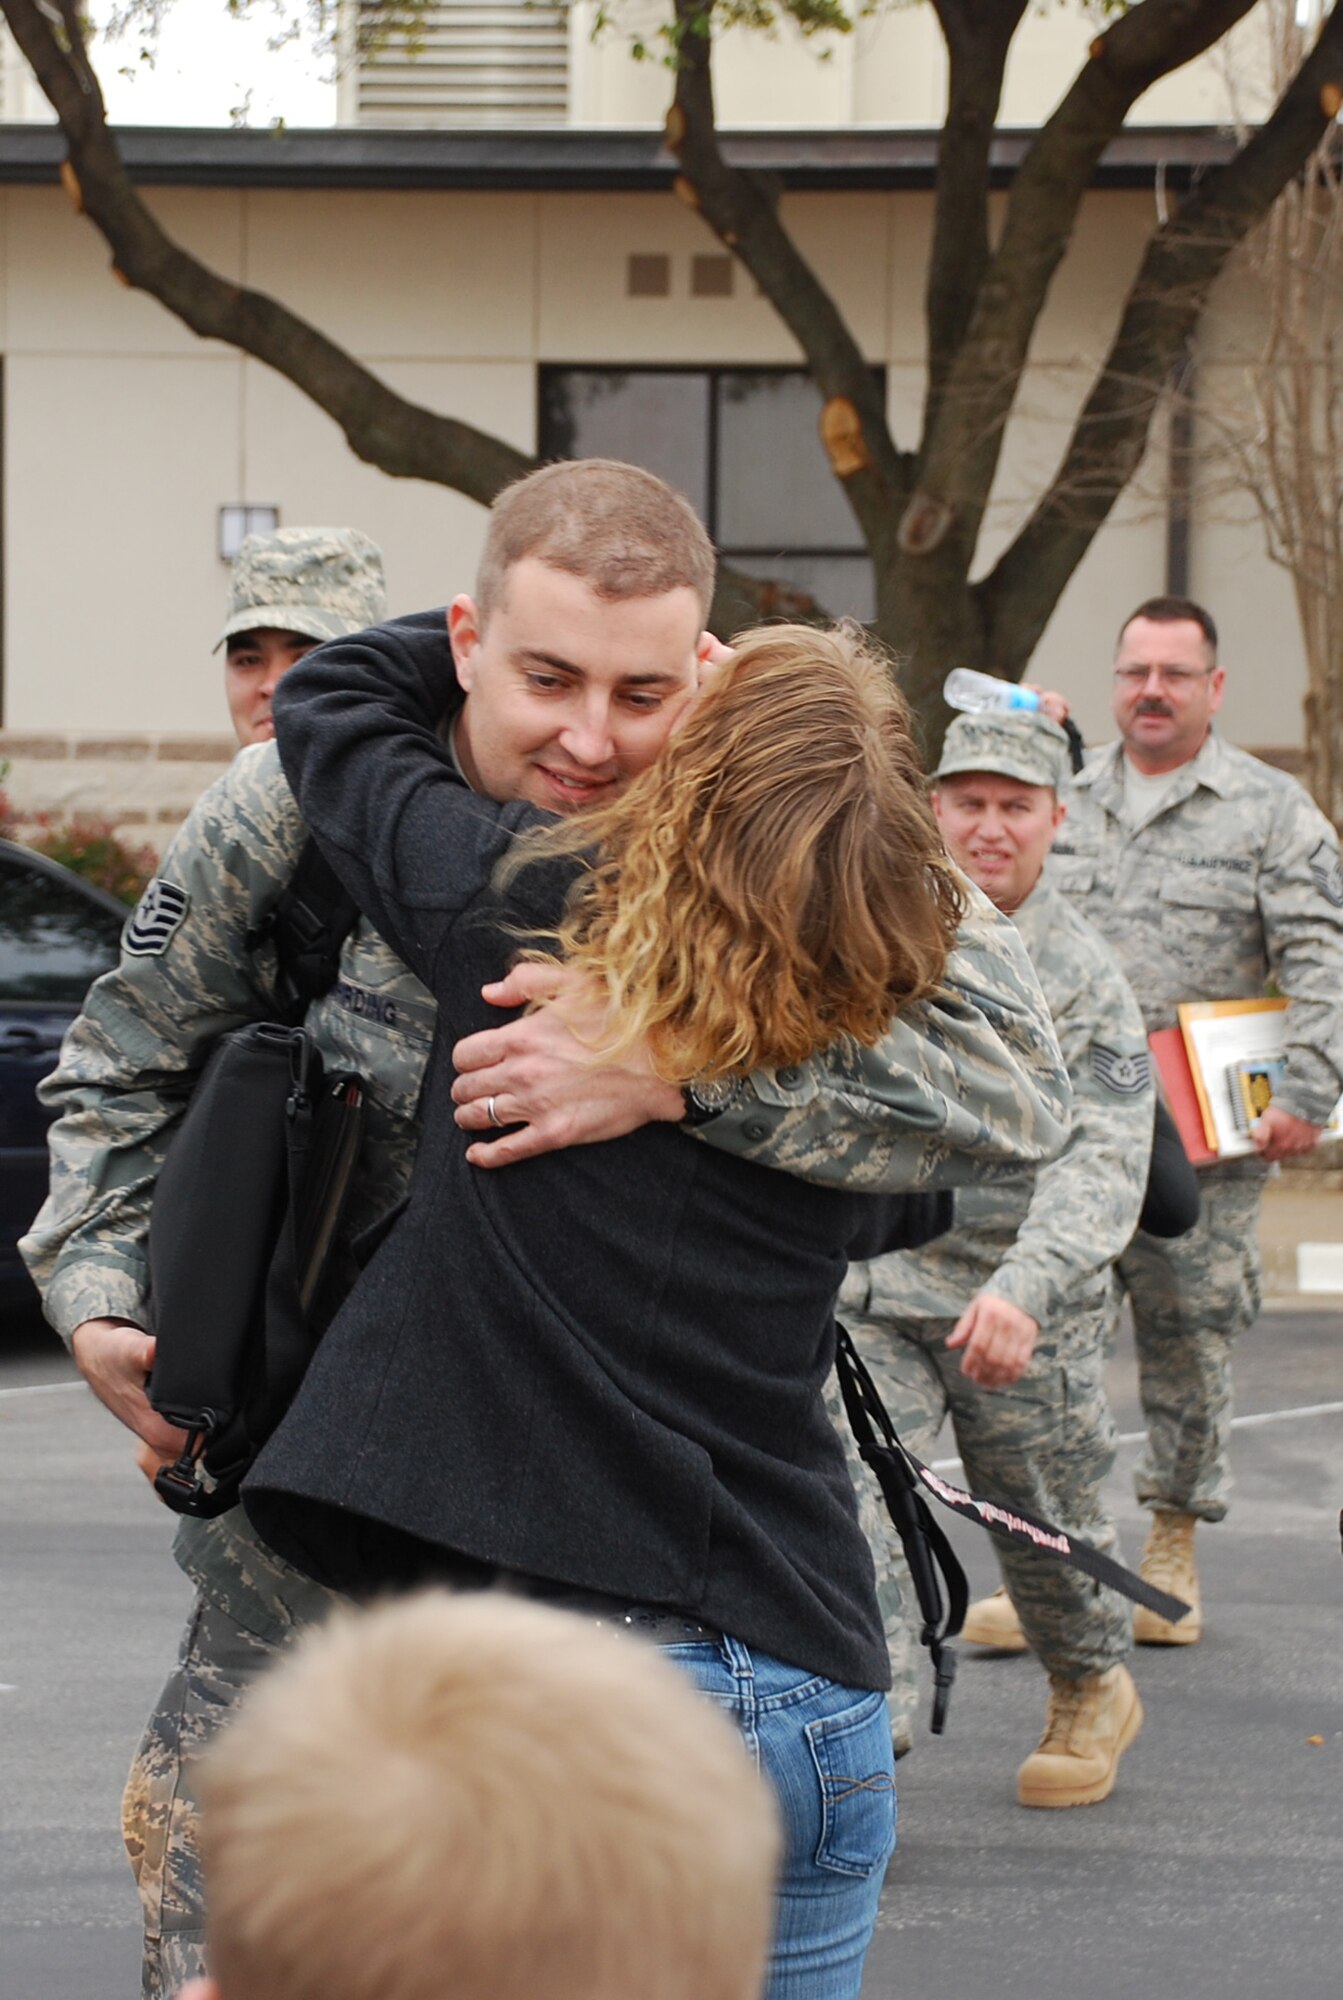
<box><xmin>1016</xmin><ymin>1664</ymin><xmax>1143</xmax><ymax>1809</ymax></box>
<box><xmin>1132</xmin><ymin>1511</ymin><xmax>1202</xmax><ymax>1645</ymax></box>
<box><xmin>961</xmin><ymin>1586</ymin><xmax>1028</xmax><ymax>1652</ymax></box>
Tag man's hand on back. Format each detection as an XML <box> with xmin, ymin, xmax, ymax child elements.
<box><xmin>71</xmin><ymin>1317</ymin><xmax>190</xmax><ymax>1461</ymax></box>
<box><xmin>451</xmin><ymin>962</ymin><xmax>685</xmax><ymax>1166</ymax></box>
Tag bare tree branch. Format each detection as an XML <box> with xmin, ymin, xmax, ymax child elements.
<box><xmin>980</xmin><ymin>0</ymin><xmax>1343</xmax><ymax>677</ymax></box>
<box><xmin>0</xmin><ymin>0</ymin><xmax>531</xmax><ymax>500</ymax></box>
<box><xmin>663</xmin><ymin>0</ymin><xmax>912</xmax><ymax>550</ymax></box>
<box><xmin>923</xmin><ymin>0</ymin><xmax>1028</xmax><ymax>427</ymax></box>
<box><xmin>904</xmin><ymin>0</ymin><xmax>1261</xmax><ymax>568</ymax></box>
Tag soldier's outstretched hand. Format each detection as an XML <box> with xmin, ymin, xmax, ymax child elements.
<box><xmin>946</xmin><ymin>1291</ymin><xmax>1039</xmax><ymax>1388</ymax></box>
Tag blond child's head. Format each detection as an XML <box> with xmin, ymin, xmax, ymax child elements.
<box><xmin>181</xmin><ymin>1591</ymin><xmax>779</xmax><ymax>2000</ymax></box>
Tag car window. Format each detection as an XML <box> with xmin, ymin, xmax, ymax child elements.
<box><xmin>0</xmin><ymin>854</ymin><xmax>126</xmax><ymax>1002</ymax></box>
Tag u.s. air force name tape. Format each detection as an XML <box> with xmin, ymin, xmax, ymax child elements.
<box><xmin>125</xmin><ymin>878</ymin><xmax>190</xmax><ymax>957</ymax></box>
<box><xmin>903</xmin><ymin>1444</ymin><xmax>1189</xmax><ymax>1626</ymax></box>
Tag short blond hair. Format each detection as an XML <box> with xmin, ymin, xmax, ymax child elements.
<box><xmin>476</xmin><ymin>458</ymin><xmax>716</xmax><ymax>624</ymax></box>
<box><xmin>198</xmin><ymin>1592</ymin><xmax>780</xmax><ymax>2000</ymax></box>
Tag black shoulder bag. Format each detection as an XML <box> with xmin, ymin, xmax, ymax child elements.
<box><xmin>148</xmin><ymin>842</ymin><xmax>366</xmax><ymax>1518</ymax></box>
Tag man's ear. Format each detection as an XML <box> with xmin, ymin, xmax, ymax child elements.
<box><xmin>174</xmin><ymin>1978</ymin><xmax>221</xmax><ymax>2000</ymax></box>
<box><xmin>448</xmin><ymin>596</ymin><xmax>482</xmax><ymax>691</ymax></box>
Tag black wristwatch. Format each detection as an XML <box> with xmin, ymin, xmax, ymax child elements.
<box><xmin>680</xmin><ymin>1076</ymin><xmax>743</xmax><ymax>1126</ymax></box>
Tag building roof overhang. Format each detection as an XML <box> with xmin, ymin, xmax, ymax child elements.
<box><xmin>0</xmin><ymin>122</ymin><xmax>1242</xmax><ymax>193</ymax></box>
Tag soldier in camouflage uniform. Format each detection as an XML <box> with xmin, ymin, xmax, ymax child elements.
<box><xmin>1046</xmin><ymin>596</ymin><xmax>1343</xmax><ymax>1645</ymax></box>
<box><xmin>22</xmin><ymin>464</ymin><xmax>1071</xmax><ymax>2000</ymax></box>
<box><xmin>836</xmin><ymin>710</ymin><xmax>1154</xmax><ymax>1808</ymax></box>
<box><xmin>217</xmin><ymin>527</ymin><xmax>387</xmax><ymax>748</ymax></box>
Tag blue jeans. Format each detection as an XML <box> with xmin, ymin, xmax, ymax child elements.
<box><xmin>661</xmin><ymin>1634</ymin><xmax>895</xmax><ymax>2000</ymax></box>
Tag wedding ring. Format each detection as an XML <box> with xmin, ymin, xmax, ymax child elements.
<box><xmin>487</xmin><ymin>1096</ymin><xmax>502</xmax><ymax>1128</ymax></box>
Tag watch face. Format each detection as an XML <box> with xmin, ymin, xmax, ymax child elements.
<box><xmin>691</xmin><ymin>1076</ymin><xmax>738</xmax><ymax>1113</ymax></box>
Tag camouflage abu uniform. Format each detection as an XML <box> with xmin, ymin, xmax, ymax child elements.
<box><xmin>835</xmin><ymin>711</ymin><xmax>1153</xmax><ymax>1748</ymax></box>
<box><xmin>22</xmin><ymin>618</ymin><xmax>1071</xmax><ymax>2000</ymax></box>
<box><xmin>1050</xmin><ymin>730</ymin><xmax>1343</xmax><ymax>1521</ymax></box>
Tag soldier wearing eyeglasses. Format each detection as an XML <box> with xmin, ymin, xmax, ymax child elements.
<box><xmin>1040</xmin><ymin>595</ymin><xmax>1343</xmax><ymax>1647</ymax></box>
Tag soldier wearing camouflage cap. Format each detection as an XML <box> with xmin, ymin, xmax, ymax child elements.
<box><xmin>218</xmin><ymin>527</ymin><xmax>386</xmax><ymax>748</ymax></box>
<box><xmin>835</xmin><ymin>704</ymin><xmax>1156</xmax><ymax>1809</ymax></box>
<box><xmin>1042</xmin><ymin>596</ymin><xmax>1343</xmax><ymax>1648</ymax></box>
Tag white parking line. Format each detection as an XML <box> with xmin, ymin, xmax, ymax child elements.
<box><xmin>8</xmin><ymin>1379</ymin><xmax>1343</xmax><ymax>1446</ymax></box>
<box><xmin>929</xmin><ymin>1398</ymin><xmax>1343</xmax><ymax>1472</ymax></box>
<box><xmin>0</xmin><ymin>1378</ymin><xmax>84</xmax><ymax>1401</ymax></box>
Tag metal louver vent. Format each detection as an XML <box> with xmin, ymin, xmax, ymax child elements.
<box><xmin>354</xmin><ymin>2</ymin><xmax>569</xmax><ymax>127</ymax></box>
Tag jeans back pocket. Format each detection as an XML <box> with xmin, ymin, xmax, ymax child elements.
<box><xmin>807</xmin><ymin>1689</ymin><xmax>897</xmax><ymax>1877</ymax></box>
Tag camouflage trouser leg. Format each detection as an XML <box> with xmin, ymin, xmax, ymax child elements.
<box><xmin>123</xmin><ymin>1595</ymin><xmax>283</xmax><ymax>2000</ymax></box>
<box><xmin>934</xmin><ymin>1300</ymin><xmax>1131</xmax><ymax>1684</ymax></box>
<box><xmin>833</xmin><ymin>1299</ymin><xmax>1130</xmax><ymax>1735</ymax></box>
<box><xmin>1119</xmin><ymin>1172</ymin><xmax>1264</xmax><ymax>1524</ymax></box>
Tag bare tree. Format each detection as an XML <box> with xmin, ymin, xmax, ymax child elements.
<box><xmin>1194</xmin><ymin>0</ymin><xmax>1343</xmax><ymax>823</ymax></box>
<box><xmin>5</xmin><ymin>0</ymin><xmax>1343</xmax><ymax>746</ymax></box>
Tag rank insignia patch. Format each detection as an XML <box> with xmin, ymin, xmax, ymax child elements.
<box><xmin>124</xmin><ymin>878</ymin><xmax>190</xmax><ymax>956</ymax></box>
<box><xmin>1309</xmin><ymin>841</ymin><xmax>1343</xmax><ymax>909</ymax></box>
<box><xmin>1092</xmin><ymin>1045</ymin><xmax>1151</xmax><ymax>1095</ymax></box>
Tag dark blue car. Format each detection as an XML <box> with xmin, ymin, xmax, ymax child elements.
<box><xmin>0</xmin><ymin>838</ymin><xmax>127</xmax><ymax>1311</ymax></box>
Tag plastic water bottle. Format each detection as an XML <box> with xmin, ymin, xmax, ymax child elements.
<box><xmin>943</xmin><ymin>668</ymin><xmax>1041</xmax><ymax>715</ymax></box>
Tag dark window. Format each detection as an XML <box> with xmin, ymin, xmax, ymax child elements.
<box><xmin>538</xmin><ymin>366</ymin><xmax>877</xmax><ymax>623</ymax></box>
<box><xmin>0</xmin><ymin>854</ymin><xmax>125</xmax><ymax>1003</ymax></box>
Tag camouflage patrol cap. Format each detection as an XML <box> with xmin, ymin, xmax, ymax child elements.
<box><xmin>933</xmin><ymin>711</ymin><xmax>1072</xmax><ymax>791</ymax></box>
<box><xmin>216</xmin><ymin>527</ymin><xmax>386</xmax><ymax>651</ymax></box>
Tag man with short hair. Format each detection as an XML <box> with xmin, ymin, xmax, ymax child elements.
<box><xmin>1047</xmin><ymin>595</ymin><xmax>1343</xmax><ymax>1642</ymax></box>
<box><xmin>217</xmin><ymin>528</ymin><xmax>386</xmax><ymax>748</ymax></box>
<box><xmin>24</xmin><ymin>459</ymin><xmax>1067</xmax><ymax>1999</ymax></box>
<box><xmin>838</xmin><ymin>709</ymin><xmax>1153</xmax><ymax>1807</ymax></box>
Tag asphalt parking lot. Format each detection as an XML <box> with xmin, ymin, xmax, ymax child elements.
<box><xmin>2</xmin><ymin>1302</ymin><xmax>1339</xmax><ymax>2000</ymax></box>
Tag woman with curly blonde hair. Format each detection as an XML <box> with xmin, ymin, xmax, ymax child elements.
<box><xmin>505</xmin><ymin>619</ymin><xmax>962</xmax><ymax>1079</ymax></box>
<box><xmin>252</xmin><ymin>611</ymin><xmax>961</xmax><ymax>2000</ymax></box>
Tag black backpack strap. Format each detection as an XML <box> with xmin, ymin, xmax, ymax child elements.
<box><xmin>835</xmin><ymin>1322</ymin><xmax>966</xmax><ymax>1734</ymax></box>
<box><xmin>248</xmin><ymin>839</ymin><xmax>361</xmax><ymax>1022</ymax></box>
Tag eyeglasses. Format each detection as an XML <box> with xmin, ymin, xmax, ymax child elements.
<box><xmin>1113</xmin><ymin>666</ymin><xmax>1215</xmax><ymax>689</ymax></box>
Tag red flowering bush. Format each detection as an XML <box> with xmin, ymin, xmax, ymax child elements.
<box><xmin>24</xmin><ymin>812</ymin><xmax>157</xmax><ymax>906</ymax></box>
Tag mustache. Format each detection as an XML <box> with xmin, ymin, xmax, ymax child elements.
<box><xmin>1135</xmin><ymin>699</ymin><xmax>1173</xmax><ymax>717</ymax></box>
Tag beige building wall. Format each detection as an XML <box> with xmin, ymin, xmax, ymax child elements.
<box><xmin>0</xmin><ymin>173</ymin><xmax>1306</xmax><ymax>850</ymax></box>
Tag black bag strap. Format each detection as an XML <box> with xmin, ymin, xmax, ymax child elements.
<box><xmin>248</xmin><ymin>838</ymin><xmax>361</xmax><ymax>1023</ymax></box>
<box><xmin>835</xmin><ymin>1323</ymin><xmax>966</xmax><ymax>1735</ymax></box>
<box><xmin>834</xmin><ymin>1321</ymin><xmax>1193</xmax><ymax>1734</ymax></box>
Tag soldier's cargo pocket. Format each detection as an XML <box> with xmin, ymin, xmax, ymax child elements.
<box><xmin>807</xmin><ymin>1689</ymin><xmax>897</xmax><ymax>1877</ymax></box>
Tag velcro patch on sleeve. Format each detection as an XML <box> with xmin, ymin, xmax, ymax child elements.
<box><xmin>1092</xmin><ymin>1044</ymin><xmax>1151</xmax><ymax>1095</ymax></box>
<box><xmin>124</xmin><ymin>878</ymin><xmax>190</xmax><ymax>956</ymax></box>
